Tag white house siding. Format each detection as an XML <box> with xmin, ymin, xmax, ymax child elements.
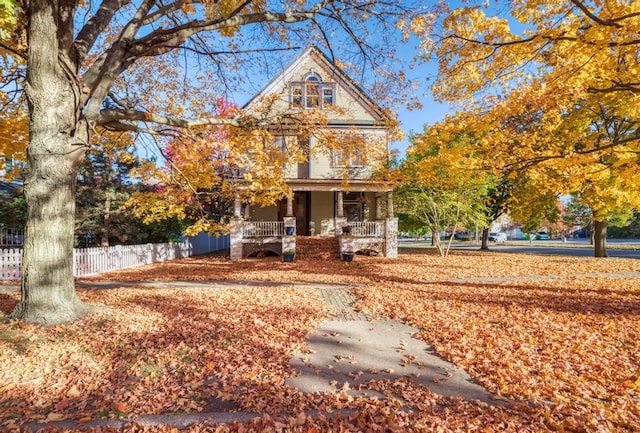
<box><xmin>311</xmin><ymin>191</ymin><xmax>335</xmax><ymax>235</ymax></box>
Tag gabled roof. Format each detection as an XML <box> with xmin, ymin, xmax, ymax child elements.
<box><xmin>243</xmin><ymin>46</ymin><xmax>389</xmax><ymax>123</ymax></box>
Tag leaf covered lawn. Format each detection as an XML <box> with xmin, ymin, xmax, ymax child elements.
<box><xmin>0</xmin><ymin>249</ymin><xmax>638</xmax><ymax>432</ymax></box>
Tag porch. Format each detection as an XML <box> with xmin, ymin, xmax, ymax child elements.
<box><xmin>229</xmin><ymin>187</ymin><xmax>398</xmax><ymax>260</ymax></box>
<box><xmin>231</xmin><ymin>219</ymin><xmax>396</xmax><ymax>259</ymax></box>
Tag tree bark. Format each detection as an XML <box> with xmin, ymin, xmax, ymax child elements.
<box><xmin>101</xmin><ymin>188</ymin><xmax>112</xmax><ymax>247</ymax></box>
<box><xmin>11</xmin><ymin>0</ymin><xmax>96</xmax><ymax>325</ymax></box>
<box><xmin>593</xmin><ymin>220</ymin><xmax>608</xmax><ymax>258</ymax></box>
<box><xmin>480</xmin><ymin>227</ymin><xmax>489</xmax><ymax>250</ymax></box>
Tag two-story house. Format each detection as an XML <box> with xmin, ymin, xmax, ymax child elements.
<box><xmin>229</xmin><ymin>46</ymin><xmax>398</xmax><ymax>260</ymax></box>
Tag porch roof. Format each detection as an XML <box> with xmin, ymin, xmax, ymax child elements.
<box><xmin>286</xmin><ymin>178</ymin><xmax>393</xmax><ymax>192</ymax></box>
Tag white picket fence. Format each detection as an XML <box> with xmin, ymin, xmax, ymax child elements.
<box><xmin>0</xmin><ymin>232</ymin><xmax>229</xmax><ymax>280</ymax></box>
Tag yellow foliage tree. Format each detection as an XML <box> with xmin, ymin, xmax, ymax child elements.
<box><xmin>395</xmin><ymin>127</ymin><xmax>492</xmax><ymax>256</ymax></box>
<box><xmin>418</xmin><ymin>0</ymin><xmax>640</xmax><ymax>257</ymax></box>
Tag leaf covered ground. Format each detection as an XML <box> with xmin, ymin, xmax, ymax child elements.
<box><xmin>0</xmin><ymin>249</ymin><xmax>638</xmax><ymax>432</ymax></box>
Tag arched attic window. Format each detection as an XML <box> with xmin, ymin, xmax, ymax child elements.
<box><xmin>290</xmin><ymin>71</ymin><xmax>335</xmax><ymax>109</ymax></box>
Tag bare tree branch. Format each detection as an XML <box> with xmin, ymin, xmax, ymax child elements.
<box><xmin>74</xmin><ymin>0</ymin><xmax>131</xmax><ymax>61</ymax></box>
<box><xmin>569</xmin><ymin>0</ymin><xmax>622</xmax><ymax>28</ymax></box>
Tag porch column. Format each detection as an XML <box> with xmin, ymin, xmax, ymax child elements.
<box><xmin>386</xmin><ymin>191</ymin><xmax>394</xmax><ymax>218</ymax></box>
<box><xmin>286</xmin><ymin>195</ymin><xmax>294</xmax><ymax>217</ymax></box>
<box><xmin>335</xmin><ymin>191</ymin><xmax>347</xmax><ymax>235</ymax></box>
<box><xmin>384</xmin><ymin>217</ymin><xmax>398</xmax><ymax>258</ymax></box>
<box><xmin>233</xmin><ymin>194</ymin><xmax>242</xmax><ymax>218</ymax></box>
<box><xmin>363</xmin><ymin>195</ymin><xmax>370</xmax><ymax>220</ymax></box>
<box><xmin>376</xmin><ymin>193</ymin><xmax>384</xmax><ymax>220</ymax></box>
<box><xmin>384</xmin><ymin>191</ymin><xmax>398</xmax><ymax>258</ymax></box>
<box><xmin>230</xmin><ymin>193</ymin><xmax>244</xmax><ymax>260</ymax></box>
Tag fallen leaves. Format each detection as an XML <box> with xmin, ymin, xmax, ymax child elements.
<box><xmin>0</xmin><ymin>249</ymin><xmax>639</xmax><ymax>431</ymax></box>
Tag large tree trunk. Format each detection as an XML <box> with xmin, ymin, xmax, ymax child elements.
<box><xmin>11</xmin><ymin>0</ymin><xmax>94</xmax><ymax>325</ymax></box>
<box><xmin>593</xmin><ymin>220</ymin><xmax>608</xmax><ymax>258</ymax></box>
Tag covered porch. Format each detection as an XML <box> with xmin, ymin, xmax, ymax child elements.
<box><xmin>229</xmin><ymin>180</ymin><xmax>398</xmax><ymax>260</ymax></box>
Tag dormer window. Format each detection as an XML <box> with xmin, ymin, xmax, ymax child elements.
<box><xmin>290</xmin><ymin>72</ymin><xmax>335</xmax><ymax>109</ymax></box>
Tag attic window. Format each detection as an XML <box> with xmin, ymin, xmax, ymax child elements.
<box><xmin>290</xmin><ymin>73</ymin><xmax>334</xmax><ymax>109</ymax></box>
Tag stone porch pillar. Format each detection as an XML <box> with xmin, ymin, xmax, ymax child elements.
<box><xmin>384</xmin><ymin>217</ymin><xmax>398</xmax><ymax>258</ymax></box>
<box><xmin>230</xmin><ymin>217</ymin><xmax>243</xmax><ymax>259</ymax></box>
<box><xmin>230</xmin><ymin>193</ymin><xmax>244</xmax><ymax>259</ymax></box>
<box><xmin>282</xmin><ymin>216</ymin><xmax>296</xmax><ymax>258</ymax></box>
<box><xmin>334</xmin><ymin>191</ymin><xmax>347</xmax><ymax>235</ymax></box>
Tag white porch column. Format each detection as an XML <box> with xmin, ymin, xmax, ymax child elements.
<box><xmin>233</xmin><ymin>194</ymin><xmax>242</xmax><ymax>218</ymax></box>
<box><xmin>386</xmin><ymin>191</ymin><xmax>394</xmax><ymax>218</ymax></box>
<box><xmin>337</xmin><ymin>191</ymin><xmax>344</xmax><ymax>218</ymax></box>
<box><xmin>286</xmin><ymin>195</ymin><xmax>294</xmax><ymax>217</ymax></box>
<box><xmin>334</xmin><ymin>191</ymin><xmax>347</xmax><ymax>235</ymax></box>
<box><xmin>376</xmin><ymin>193</ymin><xmax>384</xmax><ymax>220</ymax></box>
<box><xmin>230</xmin><ymin>193</ymin><xmax>244</xmax><ymax>259</ymax></box>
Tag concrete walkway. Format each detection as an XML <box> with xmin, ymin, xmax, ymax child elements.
<box><xmin>9</xmin><ymin>281</ymin><xmax>498</xmax><ymax>431</ymax></box>
<box><xmin>287</xmin><ymin>286</ymin><xmax>495</xmax><ymax>403</ymax></box>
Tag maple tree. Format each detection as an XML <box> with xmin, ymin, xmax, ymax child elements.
<box><xmin>0</xmin><ymin>0</ymin><xmax>430</xmax><ymax>324</ymax></box>
<box><xmin>419</xmin><ymin>1</ymin><xmax>640</xmax><ymax>257</ymax></box>
<box><xmin>395</xmin><ymin>126</ymin><xmax>498</xmax><ymax>256</ymax></box>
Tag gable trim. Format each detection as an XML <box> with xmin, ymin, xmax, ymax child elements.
<box><xmin>243</xmin><ymin>46</ymin><xmax>389</xmax><ymax>123</ymax></box>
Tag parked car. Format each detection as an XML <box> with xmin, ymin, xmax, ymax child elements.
<box><xmin>488</xmin><ymin>232</ymin><xmax>507</xmax><ymax>242</ymax></box>
<box><xmin>535</xmin><ymin>231</ymin><xmax>550</xmax><ymax>240</ymax></box>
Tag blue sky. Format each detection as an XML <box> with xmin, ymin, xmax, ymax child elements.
<box><xmin>392</xmin><ymin>90</ymin><xmax>450</xmax><ymax>156</ymax></box>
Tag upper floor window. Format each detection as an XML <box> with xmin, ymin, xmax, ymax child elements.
<box><xmin>333</xmin><ymin>149</ymin><xmax>365</xmax><ymax>168</ymax></box>
<box><xmin>290</xmin><ymin>72</ymin><xmax>335</xmax><ymax>109</ymax></box>
<box><xmin>331</xmin><ymin>133</ymin><xmax>366</xmax><ymax>168</ymax></box>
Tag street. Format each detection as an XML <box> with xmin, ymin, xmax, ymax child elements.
<box><xmin>399</xmin><ymin>239</ymin><xmax>640</xmax><ymax>259</ymax></box>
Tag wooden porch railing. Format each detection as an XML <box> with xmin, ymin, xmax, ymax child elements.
<box><xmin>346</xmin><ymin>221</ymin><xmax>384</xmax><ymax>237</ymax></box>
<box><xmin>242</xmin><ymin>221</ymin><xmax>284</xmax><ymax>237</ymax></box>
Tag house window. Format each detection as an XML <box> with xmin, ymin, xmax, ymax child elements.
<box><xmin>305</xmin><ymin>75</ymin><xmax>320</xmax><ymax>108</ymax></box>
<box><xmin>332</xmin><ymin>134</ymin><xmax>366</xmax><ymax>167</ymax></box>
<box><xmin>342</xmin><ymin>192</ymin><xmax>364</xmax><ymax>222</ymax></box>
<box><xmin>291</xmin><ymin>86</ymin><xmax>303</xmax><ymax>107</ymax></box>
<box><xmin>323</xmin><ymin>88</ymin><xmax>334</xmax><ymax>106</ymax></box>
<box><xmin>273</xmin><ymin>136</ymin><xmax>289</xmax><ymax>151</ymax></box>
<box><xmin>290</xmin><ymin>72</ymin><xmax>334</xmax><ymax>109</ymax></box>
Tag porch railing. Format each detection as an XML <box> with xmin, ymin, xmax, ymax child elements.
<box><xmin>242</xmin><ymin>221</ymin><xmax>284</xmax><ymax>238</ymax></box>
<box><xmin>347</xmin><ymin>221</ymin><xmax>384</xmax><ymax>237</ymax></box>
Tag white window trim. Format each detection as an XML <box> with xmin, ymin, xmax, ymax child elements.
<box><xmin>331</xmin><ymin>133</ymin><xmax>367</xmax><ymax>168</ymax></box>
<box><xmin>289</xmin><ymin>78</ymin><xmax>335</xmax><ymax>110</ymax></box>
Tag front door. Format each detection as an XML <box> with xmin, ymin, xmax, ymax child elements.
<box><xmin>294</xmin><ymin>192</ymin><xmax>310</xmax><ymax>235</ymax></box>
<box><xmin>278</xmin><ymin>192</ymin><xmax>311</xmax><ymax>235</ymax></box>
